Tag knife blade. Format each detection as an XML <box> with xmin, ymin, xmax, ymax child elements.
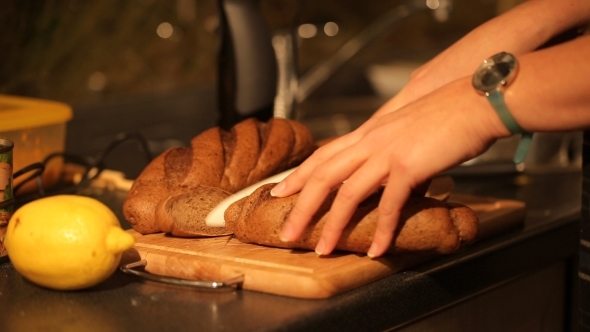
<box><xmin>205</xmin><ymin>167</ymin><xmax>297</xmax><ymax>227</ymax></box>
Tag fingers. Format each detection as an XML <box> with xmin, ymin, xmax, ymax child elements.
<box><xmin>314</xmin><ymin>159</ymin><xmax>387</xmax><ymax>256</ymax></box>
<box><xmin>279</xmin><ymin>145</ymin><xmax>368</xmax><ymax>243</ymax></box>
<box><xmin>367</xmin><ymin>176</ymin><xmax>412</xmax><ymax>258</ymax></box>
<box><xmin>277</xmin><ymin>119</ymin><xmax>415</xmax><ymax>257</ymax></box>
<box><xmin>277</xmin><ymin>77</ymin><xmax>498</xmax><ymax>259</ymax></box>
<box><xmin>271</xmin><ymin>132</ymin><xmax>362</xmax><ymax>198</ymax></box>
<box><xmin>279</xmin><ymin>178</ymin><xmax>333</xmax><ymax>242</ymax></box>
<box><xmin>277</xmin><ymin>133</ymin><xmax>367</xmax><ymax>244</ymax></box>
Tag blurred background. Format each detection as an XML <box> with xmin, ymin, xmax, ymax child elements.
<box><xmin>0</xmin><ymin>0</ymin><xmax>530</xmax><ymax>178</ymax></box>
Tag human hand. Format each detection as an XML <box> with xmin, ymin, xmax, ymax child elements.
<box><xmin>271</xmin><ymin>77</ymin><xmax>509</xmax><ymax>258</ymax></box>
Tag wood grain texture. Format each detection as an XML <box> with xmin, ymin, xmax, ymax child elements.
<box><xmin>122</xmin><ymin>194</ymin><xmax>526</xmax><ymax>299</ymax></box>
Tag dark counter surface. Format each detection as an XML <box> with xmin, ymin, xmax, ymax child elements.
<box><xmin>0</xmin><ymin>169</ymin><xmax>581</xmax><ymax>331</ymax></box>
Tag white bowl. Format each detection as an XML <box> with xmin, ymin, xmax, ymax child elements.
<box><xmin>365</xmin><ymin>61</ymin><xmax>422</xmax><ymax>98</ymax></box>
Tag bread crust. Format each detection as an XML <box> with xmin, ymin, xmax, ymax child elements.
<box><xmin>286</xmin><ymin>120</ymin><xmax>317</xmax><ymax>167</ymax></box>
<box><xmin>224</xmin><ymin>184</ymin><xmax>479</xmax><ymax>255</ymax></box>
<box><xmin>220</xmin><ymin>118</ymin><xmax>260</xmax><ymax>193</ymax></box>
<box><xmin>122</xmin><ymin>150</ymin><xmax>171</xmax><ymax>234</ymax></box>
<box><xmin>123</xmin><ymin>118</ymin><xmax>317</xmax><ymax>236</ymax></box>
<box><xmin>180</xmin><ymin>128</ymin><xmax>226</xmax><ymax>190</ymax></box>
<box><xmin>246</xmin><ymin>118</ymin><xmax>295</xmax><ymax>184</ymax></box>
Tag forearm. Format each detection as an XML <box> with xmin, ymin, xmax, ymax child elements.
<box><xmin>374</xmin><ymin>0</ymin><xmax>590</xmax><ymax>117</ymax></box>
<box><xmin>504</xmin><ymin>34</ymin><xmax>590</xmax><ymax>133</ymax></box>
<box><xmin>423</xmin><ymin>0</ymin><xmax>590</xmax><ymax>78</ymax></box>
<box><xmin>375</xmin><ymin>34</ymin><xmax>590</xmax><ymax>154</ymax></box>
<box><xmin>440</xmin><ymin>33</ymin><xmax>590</xmax><ymax>146</ymax></box>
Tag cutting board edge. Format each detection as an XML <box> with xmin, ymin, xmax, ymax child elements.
<box><xmin>124</xmin><ymin>243</ymin><xmax>406</xmax><ymax>299</ymax></box>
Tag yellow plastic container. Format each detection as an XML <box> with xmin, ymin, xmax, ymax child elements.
<box><xmin>0</xmin><ymin>95</ymin><xmax>73</xmax><ymax>194</ymax></box>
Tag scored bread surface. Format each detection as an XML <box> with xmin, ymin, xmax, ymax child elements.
<box><xmin>224</xmin><ymin>184</ymin><xmax>479</xmax><ymax>255</ymax></box>
<box><xmin>123</xmin><ymin>118</ymin><xmax>317</xmax><ymax>236</ymax></box>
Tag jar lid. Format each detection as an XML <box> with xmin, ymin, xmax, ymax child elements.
<box><xmin>0</xmin><ymin>138</ymin><xmax>13</xmax><ymax>153</ymax></box>
<box><xmin>0</xmin><ymin>94</ymin><xmax>72</xmax><ymax>132</ymax></box>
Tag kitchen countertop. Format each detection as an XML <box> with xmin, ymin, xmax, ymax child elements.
<box><xmin>0</xmin><ymin>169</ymin><xmax>581</xmax><ymax>331</ymax></box>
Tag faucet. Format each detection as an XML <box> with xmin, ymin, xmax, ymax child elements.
<box><xmin>273</xmin><ymin>0</ymin><xmax>453</xmax><ymax>119</ymax></box>
<box><xmin>215</xmin><ymin>0</ymin><xmax>452</xmax><ymax>127</ymax></box>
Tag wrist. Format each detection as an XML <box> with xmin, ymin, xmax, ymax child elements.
<box><xmin>455</xmin><ymin>77</ymin><xmax>512</xmax><ymax>142</ymax></box>
<box><xmin>472</xmin><ymin>52</ymin><xmax>533</xmax><ymax>164</ymax></box>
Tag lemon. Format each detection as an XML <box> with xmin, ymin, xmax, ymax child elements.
<box><xmin>3</xmin><ymin>195</ymin><xmax>135</xmax><ymax>290</ymax></box>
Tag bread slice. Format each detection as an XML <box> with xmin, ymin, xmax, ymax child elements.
<box><xmin>156</xmin><ymin>185</ymin><xmax>232</xmax><ymax>237</ymax></box>
<box><xmin>180</xmin><ymin>127</ymin><xmax>226</xmax><ymax>189</ymax></box>
<box><xmin>165</xmin><ymin>147</ymin><xmax>192</xmax><ymax>194</ymax></box>
<box><xmin>246</xmin><ymin>118</ymin><xmax>295</xmax><ymax>185</ymax></box>
<box><xmin>219</xmin><ymin>118</ymin><xmax>261</xmax><ymax>193</ymax></box>
<box><xmin>123</xmin><ymin>150</ymin><xmax>172</xmax><ymax>234</ymax></box>
<box><xmin>286</xmin><ymin>119</ymin><xmax>317</xmax><ymax>168</ymax></box>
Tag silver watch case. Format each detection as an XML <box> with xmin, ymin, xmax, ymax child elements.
<box><xmin>472</xmin><ymin>52</ymin><xmax>519</xmax><ymax>94</ymax></box>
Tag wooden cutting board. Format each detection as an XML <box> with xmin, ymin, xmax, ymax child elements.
<box><xmin>121</xmin><ymin>194</ymin><xmax>525</xmax><ymax>299</ymax></box>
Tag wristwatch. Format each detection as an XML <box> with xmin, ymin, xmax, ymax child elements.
<box><xmin>472</xmin><ymin>52</ymin><xmax>533</xmax><ymax>164</ymax></box>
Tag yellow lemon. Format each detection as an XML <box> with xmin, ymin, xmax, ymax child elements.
<box><xmin>3</xmin><ymin>195</ymin><xmax>135</xmax><ymax>290</ymax></box>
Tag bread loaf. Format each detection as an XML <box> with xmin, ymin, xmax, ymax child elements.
<box><xmin>123</xmin><ymin>118</ymin><xmax>317</xmax><ymax>235</ymax></box>
<box><xmin>225</xmin><ymin>184</ymin><xmax>479</xmax><ymax>255</ymax></box>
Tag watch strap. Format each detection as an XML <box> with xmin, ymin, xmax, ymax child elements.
<box><xmin>513</xmin><ymin>132</ymin><xmax>533</xmax><ymax>165</ymax></box>
<box><xmin>487</xmin><ymin>90</ymin><xmax>533</xmax><ymax>164</ymax></box>
<box><xmin>488</xmin><ymin>90</ymin><xmax>524</xmax><ymax>134</ymax></box>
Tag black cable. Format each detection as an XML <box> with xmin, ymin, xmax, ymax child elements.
<box><xmin>12</xmin><ymin>131</ymin><xmax>153</xmax><ymax>206</ymax></box>
<box><xmin>13</xmin><ymin>162</ymin><xmax>45</xmax><ymax>196</ymax></box>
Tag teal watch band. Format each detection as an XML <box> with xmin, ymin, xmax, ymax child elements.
<box><xmin>487</xmin><ymin>90</ymin><xmax>533</xmax><ymax>164</ymax></box>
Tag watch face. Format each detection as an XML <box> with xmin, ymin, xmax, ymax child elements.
<box><xmin>472</xmin><ymin>52</ymin><xmax>518</xmax><ymax>93</ymax></box>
